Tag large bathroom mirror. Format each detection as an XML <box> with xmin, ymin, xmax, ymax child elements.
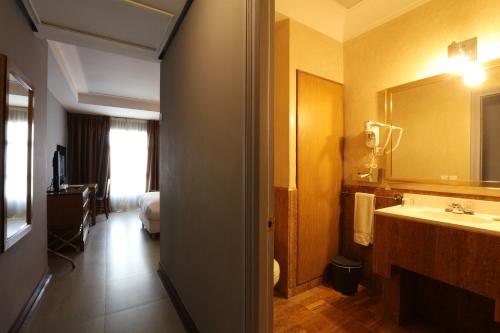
<box><xmin>0</xmin><ymin>54</ymin><xmax>34</xmax><ymax>252</ymax></box>
<box><xmin>385</xmin><ymin>59</ymin><xmax>500</xmax><ymax>187</ymax></box>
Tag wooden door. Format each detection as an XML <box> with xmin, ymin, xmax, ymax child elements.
<box><xmin>296</xmin><ymin>71</ymin><xmax>343</xmax><ymax>285</ymax></box>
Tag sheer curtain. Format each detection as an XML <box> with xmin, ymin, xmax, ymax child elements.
<box><xmin>109</xmin><ymin>118</ymin><xmax>148</xmax><ymax>211</ymax></box>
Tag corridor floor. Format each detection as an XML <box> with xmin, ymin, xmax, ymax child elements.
<box><xmin>21</xmin><ymin>211</ymin><xmax>185</xmax><ymax>333</ymax></box>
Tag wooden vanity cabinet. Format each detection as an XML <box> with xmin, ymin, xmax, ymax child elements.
<box><xmin>373</xmin><ymin>215</ymin><xmax>500</xmax><ymax>324</ymax></box>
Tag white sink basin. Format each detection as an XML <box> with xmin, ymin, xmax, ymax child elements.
<box><xmin>374</xmin><ymin>193</ymin><xmax>500</xmax><ymax>236</ymax></box>
<box><xmin>414</xmin><ymin>209</ymin><xmax>493</xmax><ymax>224</ymax></box>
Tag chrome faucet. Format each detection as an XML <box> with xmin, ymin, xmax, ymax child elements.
<box><xmin>445</xmin><ymin>202</ymin><xmax>474</xmax><ymax>215</ymax></box>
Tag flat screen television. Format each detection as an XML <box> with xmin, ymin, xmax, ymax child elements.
<box><xmin>52</xmin><ymin>145</ymin><xmax>66</xmax><ymax>191</ymax></box>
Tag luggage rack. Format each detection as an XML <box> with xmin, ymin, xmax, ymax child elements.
<box><xmin>47</xmin><ymin>225</ymin><xmax>82</xmax><ymax>269</ymax></box>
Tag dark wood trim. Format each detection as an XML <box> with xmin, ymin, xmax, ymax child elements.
<box><xmin>15</xmin><ymin>0</ymin><xmax>38</xmax><ymax>32</ymax></box>
<box><xmin>26</xmin><ymin>87</ymin><xmax>34</xmax><ymax>227</ymax></box>
<box><xmin>9</xmin><ymin>270</ymin><xmax>51</xmax><ymax>333</ymax></box>
<box><xmin>157</xmin><ymin>263</ymin><xmax>199</xmax><ymax>333</ymax></box>
<box><xmin>158</xmin><ymin>0</ymin><xmax>193</xmax><ymax>60</ymax></box>
<box><xmin>0</xmin><ymin>54</ymin><xmax>6</xmax><ymax>253</ymax></box>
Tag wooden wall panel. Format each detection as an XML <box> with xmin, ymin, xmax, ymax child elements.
<box><xmin>374</xmin><ymin>213</ymin><xmax>500</xmax><ymax>330</ymax></box>
<box><xmin>296</xmin><ymin>71</ymin><xmax>343</xmax><ymax>285</ymax></box>
<box><xmin>341</xmin><ymin>185</ymin><xmax>385</xmax><ymax>294</ymax></box>
<box><xmin>273</xmin><ymin>187</ymin><xmax>297</xmax><ymax>297</ymax></box>
<box><xmin>274</xmin><ymin>185</ymin><xmax>331</xmax><ymax>298</ymax></box>
<box><xmin>274</xmin><ymin>187</ymin><xmax>288</xmax><ymax>295</ymax></box>
<box><xmin>374</xmin><ymin>216</ymin><xmax>500</xmax><ymax>302</ymax></box>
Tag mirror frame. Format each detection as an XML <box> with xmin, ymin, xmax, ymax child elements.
<box><xmin>384</xmin><ymin>57</ymin><xmax>500</xmax><ymax>188</ymax></box>
<box><xmin>0</xmin><ymin>54</ymin><xmax>34</xmax><ymax>252</ymax></box>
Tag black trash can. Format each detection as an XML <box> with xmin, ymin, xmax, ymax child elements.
<box><xmin>331</xmin><ymin>256</ymin><xmax>362</xmax><ymax>295</ymax></box>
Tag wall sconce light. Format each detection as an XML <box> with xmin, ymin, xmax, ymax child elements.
<box><xmin>447</xmin><ymin>37</ymin><xmax>485</xmax><ymax>87</ymax></box>
<box><xmin>448</xmin><ymin>37</ymin><xmax>478</xmax><ymax>61</ymax></box>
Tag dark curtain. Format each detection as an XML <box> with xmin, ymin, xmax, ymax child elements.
<box><xmin>67</xmin><ymin>113</ymin><xmax>110</xmax><ymax>197</ymax></box>
<box><xmin>146</xmin><ymin>120</ymin><xmax>160</xmax><ymax>192</ymax></box>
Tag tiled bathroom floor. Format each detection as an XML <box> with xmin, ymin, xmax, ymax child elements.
<box><xmin>21</xmin><ymin>211</ymin><xmax>185</xmax><ymax>333</ymax></box>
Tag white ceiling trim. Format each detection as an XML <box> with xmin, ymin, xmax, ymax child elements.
<box><xmin>48</xmin><ymin>41</ymin><xmax>78</xmax><ymax>99</ymax></box>
<box><xmin>48</xmin><ymin>40</ymin><xmax>160</xmax><ymax>117</ymax></box>
<box><xmin>78</xmin><ymin>93</ymin><xmax>159</xmax><ymax>112</ymax></box>
<box><xmin>54</xmin><ymin>42</ymin><xmax>89</xmax><ymax>94</ymax></box>
<box><xmin>48</xmin><ymin>45</ymin><xmax>160</xmax><ymax>120</ymax></box>
<box><xmin>39</xmin><ymin>24</ymin><xmax>157</xmax><ymax>62</ymax></box>
<box><xmin>122</xmin><ymin>0</ymin><xmax>175</xmax><ymax>17</ymax></box>
<box><xmin>40</xmin><ymin>20</ymin><xmax>158</xmax><ymax>51</ymax></box>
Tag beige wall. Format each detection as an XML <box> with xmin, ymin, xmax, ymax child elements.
<box><xmin>275</xmin><ymin>18</ymin><xmax>343</xmax><ymax>188</ymax></box>
<box><xmin>275</xmin><ymin>20</ymin><xmax>290</xmax><ymax>188</ymax></box>
<box><xmin>275</xmin><ymin>0</ymin><xmax>346</xmax><ymax>43</ymax></box>
<box><xmin>343</xmin><ymin>0</ymin><xmax>500</xmax><ymax>180</ymax></box>
<box><xmin>0</xmin><ymin>1</ymin><xmax>48</xmax><ymax>331</ymax></box>
<box><xmin>46</xmin><ymin>47</ymin><xmax>68</xmax><ymax>187</ymax></box>
<box><xmin>46</xmin><ymin>90</ymin><xmax>67</xmax><ymax>186</ymax></box>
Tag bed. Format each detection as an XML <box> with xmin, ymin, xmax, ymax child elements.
<box><xmin>139</xmin><ymin>192</ymin><xmax>160</xmax><ymax>236</ymax></box>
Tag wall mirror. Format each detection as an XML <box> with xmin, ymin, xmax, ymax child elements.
<box><xmin>0</xmin><ymin>54</ymin><xmax>34</xmax><ymax>252</ymax></box>
<box><xmin>385</xmin><ymin>59</ymin><xmax>500</xmax><ymax>187</ymax></box>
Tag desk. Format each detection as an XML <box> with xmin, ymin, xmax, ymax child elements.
<box><xmin>70</xmin><ymin>183</ymin><xmax>98</xmax><ymax>225</ymax></box>
<box><xmin>47</xmin><ymin>185</ymin><xmax>91</xmax><ymax>267</ymax></box>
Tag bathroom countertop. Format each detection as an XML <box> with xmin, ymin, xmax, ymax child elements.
<box><xmin>375</xmin><ymin>205</ymin><xmax>500</xmax><ymax>237</ymax></box>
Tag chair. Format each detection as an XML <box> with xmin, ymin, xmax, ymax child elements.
<box><xmin>96</xmin><ymin>178</ymin><xmax>111</xmax><ymax>219</ymax></box>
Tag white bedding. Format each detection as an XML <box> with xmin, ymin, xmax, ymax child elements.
<box><xmin>140</xmin><ymin>192</ymin><xmax>160</xmax><ymax>221</ymax></box>
<box><xmin>140</xmin><ymin>192</ymin><xmax>160</xmax><ymax>235</ymax></box>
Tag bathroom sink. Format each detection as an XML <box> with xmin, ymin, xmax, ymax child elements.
<box><xmin>414</xmin><ymin>209</ymin><xmax>492</xmax><ymax>224</ymax></box>
<box><xmin>374</xmin><ymin>193</ymin><xmax>500</xmax><ymax>236</ymax></box>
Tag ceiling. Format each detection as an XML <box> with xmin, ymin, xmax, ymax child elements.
<box><xmin>23</xmin><ymin>0</ymin><xmax>189</xmax><ymax>61</ymax></box>
<box><xmin>20</xmin><ymin>0</ymin><xmax>190</xmax><ymax>119</ymax></box>
<box><xmin>29</xmin><ymin>0</ymin><xmax>432</xmax><ymax>120</ymax></box>
<box><xmin>48</xmin><ymin>41</ymin><xmax>160</xmax><ymax>120</ymax></box>
<box><xmin>335</xmin><ymin>0</ymin><xmax>364</xmax><ymax>9</ymax></box>
<box><xmin>276</xmin><ymin>0</ymin><xmax>431</xmax><ymax>42</ymax></box>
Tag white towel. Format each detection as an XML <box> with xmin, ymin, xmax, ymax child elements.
<box><xmin>354</xmin><ymin>192</ymin><xmax>375</xmax><ymax>246</ymax></box>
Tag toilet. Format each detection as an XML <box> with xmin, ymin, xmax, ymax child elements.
<box><xmin>273</xmin><ymin>259</ymin><xmax>280</xmax><ymax>286</ymax></box>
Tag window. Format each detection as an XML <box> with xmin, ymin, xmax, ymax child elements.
<box><xmin>109</xmin><ymin>118</ymin><xmax>148</xmax><ymax>211</ymax></box>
